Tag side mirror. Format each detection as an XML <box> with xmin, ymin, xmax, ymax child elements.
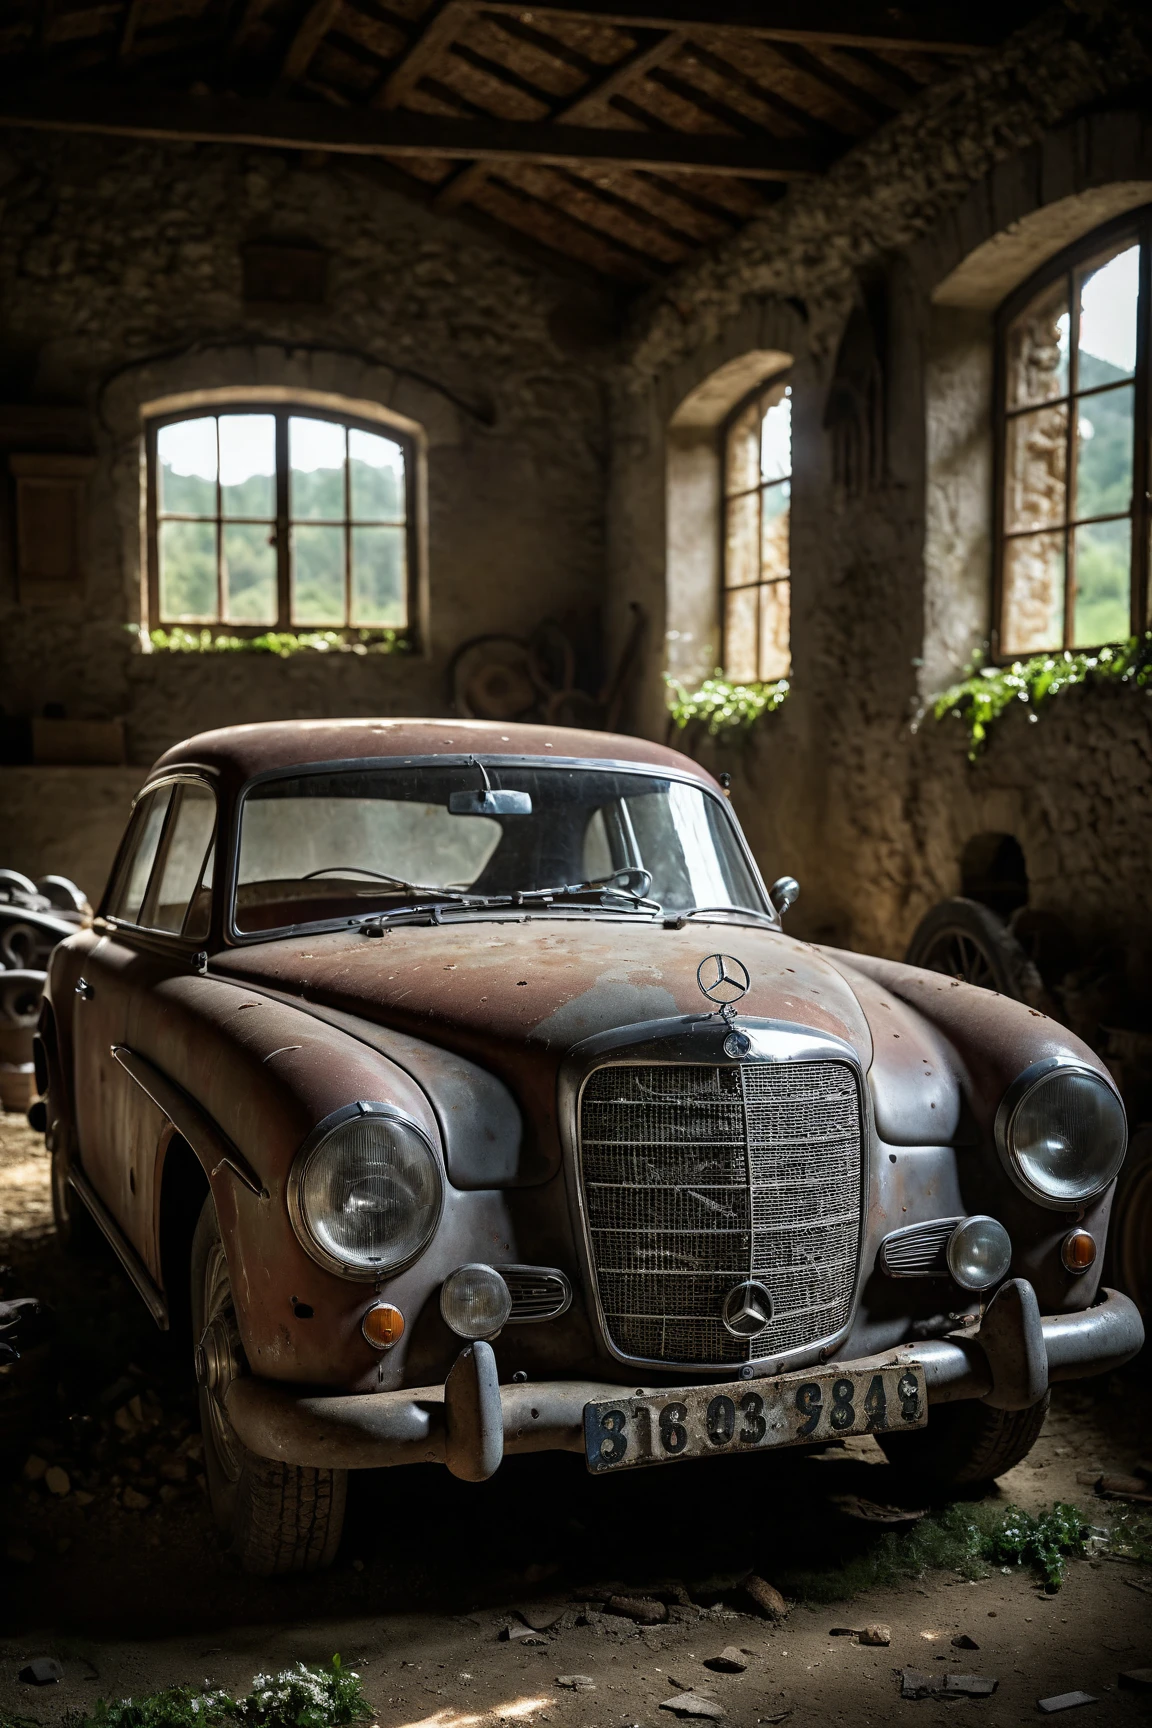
<box><xmin>448</xmin><ymin>788</ymin><xmax>533</xmax><ymax>816</ymax></box>
<box><xmin>769</xmin><ymin>875</ymin><xmax>800</xmax><ymax>918</ymax></box>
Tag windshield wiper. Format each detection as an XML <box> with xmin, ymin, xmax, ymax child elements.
<box><xmin>518</xmin><ymin>867</ymin><xmax>660</xmax><ymax>912</ymax></box>
<box><xmin>664</xmin><ymin>905</ymin><xmax>778</xmax><ymax>928</ymax></box>
<box><xmin>303</xmin><ymin>865</ymin><xmax>478</xmax><ymax>904</ymax></box>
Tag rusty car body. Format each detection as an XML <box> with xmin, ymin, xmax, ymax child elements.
<box><xmin>33</xmin><ymin>720</ymin><xmax>1144</xmax><ymax>1572</ymax></box>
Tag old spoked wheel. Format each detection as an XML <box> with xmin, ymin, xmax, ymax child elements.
<box><xmin>905</xmin><ymin>897</ymin><xmax>1046</xmax><ymax>1005</ymax></box>
<box><xmin>190</xmin><ymin>1196</ymin><xmax>347</xmax><ymax>1575</ymax></box>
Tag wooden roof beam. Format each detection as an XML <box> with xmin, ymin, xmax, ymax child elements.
<box><xmin>373</xmin><ymin>0</ymin><xmax>473</xmax><ymax>110</ymax></box>
<box><xmin>434</xmin><ymin>26</ymin><xmax>684</xmax><ymax>213</ymax></box>
<box><xmin>473</xmin><ymin>1</ymin><xmax>1024</xmax><ymax>54</ymax></box>
<box><xmin>277</xmin><ymin>0</ymin><xmax>343</xmax><ymax>87</ymax></box>
<box><xmin>0</xmin><ymin>80</ymin><xmax>828</xmax><ymax>176</ymax></box>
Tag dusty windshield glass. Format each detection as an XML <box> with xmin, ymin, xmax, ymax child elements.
<box><xmin>234</xmin><ymin>763</ymin><xmax>765</xmax><ymax>934</ymax></box>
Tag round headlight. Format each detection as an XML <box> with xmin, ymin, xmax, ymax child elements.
<box><xmin>946</xmin><ymin>1215</ymin><xmax>1012</xmax><ymax>1291</ymax></box>
<box><xmin>996</xmin><ymin>1060</ymin><xmax>1127</xmax><ymax>1208</ymax></box>
<box><xmin>288</xmin><ymin>1106</ymin><xmax>442</xmax><ymax>1279</ymax></box>
<box><xmin>441</xmin><ymin>1264</ymin><xmax>512</xmax><ymax>1340</ymax></box>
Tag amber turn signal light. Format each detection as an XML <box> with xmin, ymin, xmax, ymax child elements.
<box><xmin>1060</xmin><ymin>1229</ymin><xmax>1097</xmax><ymax>1274</ymax></box>
<box><xmin>362</xmin><ymin>1302</ymin><xmax>405</xmax><ymax>1349</ymax></box>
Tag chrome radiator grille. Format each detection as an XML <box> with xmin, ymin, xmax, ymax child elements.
<box><xmin>579</xmin><ymin>1060</ymin><xmax>863</xmax><ymax>1367</ymax></box>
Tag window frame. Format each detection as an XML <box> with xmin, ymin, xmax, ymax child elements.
<box><xmin>720</xmin><ymin>369</ymin><xmax>793</xmax><ymax>683</ymax></box>
<box><xmin>102</xmin><ymin>773</ymin><xmax>219</xmax><ymax>946</ymax></box>
<box><xmin>145</xmin><ymin>401</ymin><xmax>418</xmax><ymax>639</ymax></box>
<box><xmin>992</xmin><ymin>205</ymin><xmax>1152</xmax><ymax>661</ymax></box>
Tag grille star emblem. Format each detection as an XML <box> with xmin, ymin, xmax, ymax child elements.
<box><xmin>722</xmin><ymin>1279</ymin><xmax>774</xmax><ymax>1338</ymax></box>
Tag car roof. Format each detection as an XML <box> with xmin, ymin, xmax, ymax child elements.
<box><xmin>147</xmin><ymin>719</ymin><xmax>719</xmax><ymax>791</ymax></box>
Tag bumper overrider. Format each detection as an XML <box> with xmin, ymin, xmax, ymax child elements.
<box><xmin>221</xmin><ymin>1280</ymin><xmax>1143</xmax><ymax>1482</ymax></box>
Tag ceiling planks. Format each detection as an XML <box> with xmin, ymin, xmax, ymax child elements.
<box><xmin>0</xmin><ymin>0</ymin><xmax>1044</xmax><ymax>284</ymax></box>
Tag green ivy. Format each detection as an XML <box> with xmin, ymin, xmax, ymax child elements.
<box><xmin>140</xmin><ymin>627</ymin><xmax>409</xmax><ymax>658</ymax></box>
<box><xmin>61</xmin><ymin>1659</ymin><xmax>371</xmax><ymax>1728</ymax></box>
<box><xmin>929</xmin><ymin>633</ymin><xmax>1152</xmax><ymax>759</ymax></box>
<box><xmin>666</xmin><ymin>671</ymin><xmax>789</xmax><ymax>737</ymax></box>
<box><xmin>982</xmin><ymin>1501</ymin><xmax>1087</xmax><ymax>1593</ymax></box>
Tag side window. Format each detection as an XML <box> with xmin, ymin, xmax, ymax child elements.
<box><xmin>148</xmin><ymin>783</ymin><xmax>218</xmax><ymax>937</ymax></box>
<box><xmin>107</xmin><ymin>786</ymin><xmax>173</xmax><ymax>923</ymax></box>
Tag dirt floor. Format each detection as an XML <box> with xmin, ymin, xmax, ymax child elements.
<box><xmin>1</xmin><ymin>1111</ymin><xmax>1150</xmax><ymax>1727</ymax></box>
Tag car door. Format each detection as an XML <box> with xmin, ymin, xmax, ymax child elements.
<box><xmin>73</xmin><ymin>777</ymin><xmax>217</xmax><ymax>1269</ymax></box>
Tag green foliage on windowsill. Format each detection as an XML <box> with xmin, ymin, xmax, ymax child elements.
<box><xmin>927</xmin><ymin>633</ymin><xmax>1152</xmax><ymax>759</ymax></box>
<box><xmin>666</xmin><ymin>671</ymin><xmax>789</xmax><ymax>737</ymax></box>
<box><xmin>139</xmin><ymin>627</ymin><xmax>409</xmax><ymax>658</ymax></box>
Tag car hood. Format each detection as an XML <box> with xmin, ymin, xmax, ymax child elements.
<box><xmin>213</xmin><ymin>917</ymin><xmax>875</xmax><ymax>1064</ymax></box>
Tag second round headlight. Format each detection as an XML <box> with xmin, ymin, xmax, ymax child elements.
<box><xmin>441</xmin><ymin>1264</ymin><xmax>512</xmax><ymax>1339</ymax></box>
<box><xmin>289</xmin><ymin>1107</ymin><xmax>442</xmax><ymax>1279</ymax></box>
<box><xmin>997</xmin><ymin>1061</ymin><xmax>1127</xmax><ymax>1208</ymax></box>
<box><xmin>946</xmin><ymin>1215</ymin><xmax>1012</xmax><ymax>1291</ymax></box>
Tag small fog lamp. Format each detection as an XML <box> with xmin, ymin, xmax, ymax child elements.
<box><xmin>362</xmin><ymin>1302</ymin><xmax>405</xmax><ymax>1350</ymax></box>
<box><xmin>946</xmin><ymin>1215</ymin><xmax>1012</xmax><ymax>1291</ymax></box>
<box><xmin>440</xmin><ymin>1264</ymin><xmax>512</xmax><ymax>1340</ymax></box>
<box><xmin>1060</xmin><ymin>1229</ymin><xmax>1097</xmax><ymax>1275</ymax></box>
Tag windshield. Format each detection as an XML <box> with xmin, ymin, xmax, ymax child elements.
<box><xmin>233</xmin><ymin>763</ymin><xmax>766</xmax><ymax>934</ymax></box>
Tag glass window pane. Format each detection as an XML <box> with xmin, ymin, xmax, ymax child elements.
<box><xmin>109</xmin><ymin>786</ymin><xmax>173</xmax><ymax>923</ymax></box>
<box><xmin>724</xmin><ymin>490</ymin><xmax>759</xmax><ymax>593</ymax></box>
<box><xmin>151</xmin><ymin>783</ymin><xmax>217</xmax><ymax>935</ymax></box>
<box><xmin>760</xmin><ymin>383</ymin><xmax>791</xmax><ymax>481</ymax></box>
<box><xmin>223</xmin><ymin>522</ymin><xmax>277</xmax><ymax>624</ymax></box>
<box><xmin>1073</xmin><ymin>518</ymin><xmax>1131</xmax><ymax>646</ymax></box>
<box><xmin>292</xmin><ymin>523</ymin><xmax>345</xmax><ymax>624</ymax></box>
<box><xmin>758</xmin><ymin>580</ymin><xmax>790</xmax><ymax>681</ymax></box>
<box><xmin>724</xmin><ymin>583</ymin><xmax>757</xmax><ymax>683</ymax></box>
<box><xmin>158</xmin><ymin>417</ymin><xmax>216</xmax><ymax>516</ymax></box>
<box><xmin>1004</xmin><ymin>403</ymin><xmax>1067</xmax><ymax>533</ymax></box>
<box><xmin>1006</xmin><ymin>278</ymin><xmax>1069</xmax><ymax>409</ymax></box>
<box><xmin>761</xmin><ymin>481</ymin><xmax>790</xmax><ymax>580</ymax></box>
<box><xmin>159</xmin><ymin>519</ymin><xmax>217</xmax><ymax>621</ymax></box>
<box><xmin>349</xmin><ymin>429</ymin><xmax>405</xmax><ymax>520</ymax></box>
<box><xmin>1074</xmin><ymin>383</ymin><xmax>1133</xmax><ymax>522</ymax></box>
<box><xmin>725</xmin><ymin>399</ymin><xmax>760</xmax><ymax>496</ymax></box>
<box><xmin>1001</xmin><ymin>531</ymin><xmax>1065</xmax><ymax>656</ymax></box>
<box><xmin>352</xmin><ymin>526</ymin><xmax>407</xmax><ymax>626</ymax></box>
<box><xmin>289</xmin><ymin>417</ymin><xmax>346</xmax><ymax>520</ymax></box>
<box><xmin>220</xmin><ymin>414</ymin><xmax>275</xmax><ymax>519</ymax></box>
<box><xmin>1077</xmin><ymin>241</ymin><xmax>1139</xmax><ymax>390</ymax></box>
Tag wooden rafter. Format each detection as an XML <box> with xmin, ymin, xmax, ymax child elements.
<box><xmin>766</xmin><ymin>40</ymin><xmax>892</xmax><ymax>124</ymax></box>
<box><xmin>434</xmin><ymin>27</ymin><xmax>686</xmax><ymax>214</ymax></box>
<box><xmin>117</xmin><ymin>0</ymin><xmax>145</xmax><ymax>61</ymax></box>
<box><xmin>373</xmin><ymin>0</ymin><xmax>473</xmax><ymax>110</ymax></box>
<box><xmin>679</xmin><ymin>39</ymin><xmax>847</xmax><ymax>142</ymax></box>
<box><xmin>1</xmin><ymin>82</ymin><xmax>830</xmax><ymax>177</ymax></box>
<box><xmin>278</xmin><ymin>0</ymin><xmax>343</xmax><ymax>86</ymax></box>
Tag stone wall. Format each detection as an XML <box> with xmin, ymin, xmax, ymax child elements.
<box><xmin>608</xmin><ymin>2</ymin><xmax>1152</xmax><ymax>1003</ymax></box>
<box><xmin>0</xmin><ymin>133</ymin><xmax>611</xmax><ymax>785</ymax></box>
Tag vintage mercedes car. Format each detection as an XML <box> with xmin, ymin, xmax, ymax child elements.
<box><xmin>32</xmin><ymin>721</ymin><xmax>1143</xmax><ymax>1574</ymax></box>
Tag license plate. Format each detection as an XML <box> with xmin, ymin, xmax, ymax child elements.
<box><xmin>583</xmin><ymin>1361</ymin><xmax>927</xmax><ymax>1473</ymax></box>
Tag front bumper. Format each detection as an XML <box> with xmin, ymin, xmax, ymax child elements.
<box><xmin>223</xmin><ymin>1282</ymin><xmax>1143</xmax><ymax>1481</ymax></box>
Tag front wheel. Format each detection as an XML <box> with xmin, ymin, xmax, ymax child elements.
<box><xmin>190</xmin><ymin>1196</ymin><xmax>347</xmax><ymax>1575</ymax></box>
<box><xmin>875</xmin><ymin>1393</ymin><xmax>1050</xmax><ymax>1491</ymax></box>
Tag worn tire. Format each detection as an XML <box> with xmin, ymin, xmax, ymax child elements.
<box><xmin>190</xmin><ymin>1196</ymin><xmax>347</xmax><ymax>1575</ymax></box>
<box><xmin>905</xmin><ymin>896</ymin><xmax>1048</xmax><ymax>1006</ymax></box>
<box><xmin>876</xmin><ymin>1392</ymin><xmax>1050</xmax><ymax>1490</ymax></box>
<box><xmin>1107</xmin><ymin>1122</ymin><xmax>1152</xmax><ymax>1321</ymax></box>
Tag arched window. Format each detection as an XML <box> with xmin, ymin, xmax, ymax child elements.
<box><xmin>995</xmin><ymin>211</ymin><xmax>1151</xmax><ymax>657</ymax></box>
<box><xmin>722</xmin><ymin>374</ymin><xmax>792</xmax><ymax>681</ymax></box>
<box><xmin>146</xmin><ymin>404</ymin><xmax>415</xmax><ymax>633</ymax></box>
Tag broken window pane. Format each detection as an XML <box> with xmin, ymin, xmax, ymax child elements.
<box><xmin>723</xmin><ymin>583</ymin><xmax>758</xmax><ymax>683</ymax></box>
<box><xmin>220</xmin><ymin>415</ymin><xmax>275</xmax><ymax>519</ymax></box>
<box><xmin>289</xmin><ymin>416</ymin><xmax>346</xmax><ymax>520</ymax></box>
<box><xmin>292</xmin><ymin>523</ymin><xmax>345</xmax><ymax>624</ymax></box>
<box><xmin>1001</xmin><ymin>531</ymin><xmax>1065</xmax><ymax>656</ymax></box>
<box><xmin>1073</xmin><ymin>517</ymin><xmax>1131</xmax><ymax>646</ymax></box>
<box><xmin>352</xmin><ymin>526</ymin><xmax>406</xmax><ymax>626</ymax></box>
<box><xmin>160</xmin><ymin>519</ymin><xmax>216</xmax><ymax>620</ymax></box>
<box><xmin>1074</xmin><ymin>384</ymin><xmax>1133</xmax><ymax>522</ymax></box>
<box><xmin>158</xmin><ymin>417</ymin><xmax>216</xmax><ymax>516</ymax></box>
<box><xmin>1004</xmin><ymin>402</ymin><xmax>1067</xmax><ymax>533</ymax></box>
<box><xmin>758</xmin><ymin>580</ymin><xmax>790</xmax><ymax>681</ymax></box>
<box><xmin>760</xmin><ymin>384</ymin><xmax>791</xmax><ymax>481</ymax></box>
<box><xmin>223</xmin><ymin>522</ymin><xmax>277</xmax><ymax>624</ymax></box>
<box><xmin>350</xmin><ymin>428</ymin><xmax>405</xmax><ymax>520</ymax></box>
<box><xmin>1006</xmin><ymin>278</ymin><xmax>1069</xmax><ymax>410</ymax></box>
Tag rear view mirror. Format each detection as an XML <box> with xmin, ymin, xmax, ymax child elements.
<box><xmin>449</xmin><ymin>789</ymin><xmax>533</xmax><ymax>816</ymax></box>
